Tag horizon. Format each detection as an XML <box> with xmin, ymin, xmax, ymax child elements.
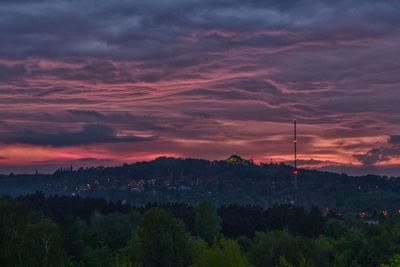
<box><xmin>1</xmin><ymin>0</ymin><xmax>400</xmax><ymax>176</ymax></box>
<box><xmin>2</xmin><ymin>154</ymin><xmax>398</xmax><ymax>178</ymax></box>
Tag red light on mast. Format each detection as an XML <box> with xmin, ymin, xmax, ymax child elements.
<box><xmin>293</xmin><ymin>170</ymin><xmax>299</xmax><ymax>176</ymax></box>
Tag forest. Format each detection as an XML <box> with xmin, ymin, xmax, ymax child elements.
<box><xmin>2</xmin><ymin>192</ymin><xmax>400</xmax><ymax>267</ymax></box>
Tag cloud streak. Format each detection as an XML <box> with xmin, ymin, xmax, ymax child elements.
<box><xmin>2</xmin><ymin>124</ymin><xmax>154</xmax><ymax>147</ymax></box>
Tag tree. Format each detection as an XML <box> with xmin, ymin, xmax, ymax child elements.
<box><xmin>123</xmin><ymin>208</ymin><xmax>192</xmax><ymax>267</ymax></box>
<box><xmin>308</xmin><ymin>236</ymin><xmax>334</xmax><ymax>267</ymax></box>
<box><xmin>21</xmin><ymin>217</ymin><xmax>68</xmax><ymax>267</ymax></box>
<box><xmin>0</xmin><ymin>199</ymin><xmax>27</xmax><ymax>266</ymax></box>
<box><xmin>304</xmin><ymin>207</ymin><xmax>325</xmax><ymax>238</ymax></box>
<box><xmin>194</xmin><ymin>200</ymin><xmax>221</xmax><ymax>244</ymax></box>
<box><xmin>81</xmin><ymin>245</ymin><xmax>112</xmax><ymax>267</ymax></box>
<box><xmin>381</xmin><ymin>254</ymin><xmax>400</xmax><ymax>267</ymax></box>
<box><xmin>276</xmin><ymin>257</ymin><xmax>293</xmax><ymax>267</ymax></box>
<box><xmin>112</xmin><ymin>253</ymin><xmax>134</xmax><ymax>267</ymax></box>
<box><xmin>248</xmin><ymin>230</ymin><xmax>307</xmax><ymax>267</ymax></box>
<box><xmin>324</xmin><ymin>219</ymin><xmax>347</xmax><ymax>239</ymax></box>
<box><xmin>191</xmin><ymin>238</ymin><xmax>252</xmax><ymax>267</ymax></box>
<box><xmin>298</xmin><ymin>255</ymin><xmax>316</xmax><ymax>267</ymax></box>
<box><xmin>86</xmin><ymin>211</ymin><xmax>139</xmax><ymax>250</ymax></box>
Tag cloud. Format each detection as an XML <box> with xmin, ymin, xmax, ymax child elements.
<box><xmin>0</xmin><ymin>63</ymin><xmax>27</xmax><ymax>81</ymax></box>
<box><xmin>354</xmin><ymin>136</ymin><xmax>400</xmax><ymax>166</ymax></box>
<box><xmin>0</xmin><ymin>0</ymin><xmax>399</xmax><ymax>175</ymax></box>
<box><xmin>2</xmin><ymin>124</ymin><xmax>155</xmax><ymax>147</ymax></box>
<box><xmin>293</xmin><ymin>159</ymin><xmax>342</xmax><ymax>167</ymax></box>
<box><xmin>1</xmin><ymin>0</ymin><xmax>399</xmax><ymax>62</ymax></box>
<box><xmin>389</xmin><ymin>135</ymin><xmax>400</xmax><ymax>144</ymax></box>
<box><xmin>67</xmin><ymin>109</ymin><xmax>106</xmax><ymax>120</ymax></box>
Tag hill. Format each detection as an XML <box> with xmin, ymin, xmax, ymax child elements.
<box><xmin>1</xmin><ymin>155</ymin><xmax>399</xmax><ymax>211</ymax></box>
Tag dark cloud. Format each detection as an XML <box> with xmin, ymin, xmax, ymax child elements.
<box><xmin>354</xmin><ymin>136</ymin><xmax>400</xmax><ymax>166</ymax></box>
<box><xmin>293</xmin><ymin>159</ymin><xmax>341</xmax><ymax>166</ymax></box>
<box><xmin>2</xmin><ymin>124</ymin><xmax>155</xmax><ymax>147</ymax></box>
<box><xmin>67</xmin><ymin>109</ymin><xmax>106</xmax><ymax>120</ymax></box>
<box><xmin>317</xmin><ymin>164</ymin><xmax>400</xmax><ymax>177</ymax></box>
<box><xmin>0</xmin><ymin>63</ymin><xmax>27</xmax><ymax>81</ymax></box>
<box><xmin>0</xmin><ymin>0</ymin><xmax>399</xmax><ymax>61</ymax></box>
<box><xmin>35</xmin><ymin>88</ymin><xmax>69</xmax><ymax>97</ymax></box>
<box><xmin>389</xmin><ymin>135</ymin><xmax>400</xmax><ymax>144</ymax></box>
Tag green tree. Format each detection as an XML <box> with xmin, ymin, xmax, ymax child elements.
<box><xmin>298</xmin><ymin>255</ymin><xmax>316</xmax><ymax>267</ymax></box>
<box><xmin>194</xmin><ymin>200</ymin><xmax>221</xmax><ymax>245</ymax></box>
<box><xmin>191</xmin><ymin>238</ymin><xmax>252</xmax><ymax>267</ymax></box>
<box><xmin>248</xmin><ymin>230</ymin><xmax>307</xmax><ymax>267</ymax></box>
<box><xmin>381</xmin><ymin>254</ymin><xmax>400</xmax><ymax>267</ymax></box>
<box><xmin>0</xmin><ymin>199</ymin><xmax>27</xmax><ymax>266</ymax></box>
<box><xmin>123</xmin><ymin>208</ymin><xmax>192</xmax><ymax>267</ymax></box>
<box><xmin>276</xmin><ymin>256</ymin><xmax>293</xmax><ymax>267</ymax></box>
<box><xmin>112</xmin><ymin>253</ymin><xmax>134</xmax><ymax>267</ymax></box>
<box><xmin>82</xmin><ymin>245</ymin><xmax>112</xmax><ymax>267</ymax></box>
<box><xmin>332</xmin><ymin>230</ymin><xmax>395</xmax><ymax>267</ymax></box>
<box><xmin>88</xmin><ymin>211</ymin><xmax>139</xmax><ymax>250</ymax></box>
<box><xmin>324</xmin><ymin>219</ymin><xmax>347</xmax><ymax>239</ymax></box>
<box><xmin>21</xmin><ymin>217</ymin><xmax>68</xmax><ymax>267</ymax></box>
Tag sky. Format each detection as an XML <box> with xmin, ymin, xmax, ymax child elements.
<box><xmin>0</xmin><ymin>0</ymin><xmax>400</xmax><ymax>175</ymax></box>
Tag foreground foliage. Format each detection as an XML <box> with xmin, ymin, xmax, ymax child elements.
<box><xmin>1</xmin><ymin>194</ymin><xmax>400</xmax><ymax>267</ymax></box>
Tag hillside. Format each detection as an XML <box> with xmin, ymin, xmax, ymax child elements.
<box><xmin>1</xmin><ymin>155</ymin><xmax>399</xmax><ymax>211</ymax></box>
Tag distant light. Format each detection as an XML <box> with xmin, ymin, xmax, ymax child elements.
<box><xmin>293</xmin><ymin>170</ymin><xmax>299</xmax><ymax>175</ymax></box>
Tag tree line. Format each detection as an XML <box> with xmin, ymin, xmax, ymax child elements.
<box><xmin>2</xmin><ymin>193</ymin><xmax>400</xmax><ymax>266</ymax></box>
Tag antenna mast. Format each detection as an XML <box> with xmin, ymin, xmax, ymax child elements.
<box><xmin>294</xmin><ymin>119</ymin><xmax>297</xmax><ymax>170</ymax></box>
<box><xmin>293</xmin><ymin>119</ymin><xmax>298</xmax><ymax>203</ymax></box>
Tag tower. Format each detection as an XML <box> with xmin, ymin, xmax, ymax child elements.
<box><xmin>293</xmin><ymin>119</ymin><xmax>299</xmax><ymax>203</ymax></box>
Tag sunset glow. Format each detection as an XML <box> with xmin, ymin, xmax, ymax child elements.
<box><xmin>1</xmin><ymin>0</ymin><xmax>400</xmax><ymax>175</ymax></box>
